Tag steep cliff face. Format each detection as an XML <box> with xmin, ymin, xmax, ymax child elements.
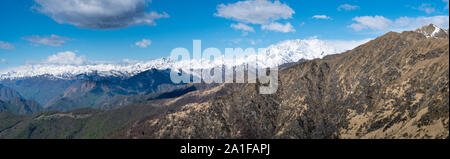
<box><xmin>120</xmin><ymin>29</ymin><xmax>449</xmax><ymax>139</ymax></box>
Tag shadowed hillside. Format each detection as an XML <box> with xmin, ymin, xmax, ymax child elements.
<box><xmin>119</xmin><ymin>28</ymin><xmax>449</xmax><ymax>139</ymax></box>
<box><xmin>0</xmin><ymin>26</ymin><xmax>448</xmax><ymax>139</ymax></box>
<box><xmin>0</xmin><ymin>84</ymin><xmax>42</xmax><ymax>115</ymax></box>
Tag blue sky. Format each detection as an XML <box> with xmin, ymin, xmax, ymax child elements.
<box><xmin>0</xmin><ymin>0</ymin><xmax>449</xmax><ymax>70</ymax></box>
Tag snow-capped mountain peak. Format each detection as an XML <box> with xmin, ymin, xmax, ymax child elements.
<box><xmin>0</xmin><ymin>38</ymin><xmax>370</xmax><ymax>80</ymax></box>
<box><xmin>260</xmin><ymin>37</ymin><xmax>371</xmax><ymax>67</ymax></box>
<box><xmin>0</xmin><ymin>58</ymin><xmax>175</xmax><ymax>80</ymax></box>
<box><xmin>416</xmin><ymin>24</ymin><xmax>449</xmax><ymax>38</ymax></box>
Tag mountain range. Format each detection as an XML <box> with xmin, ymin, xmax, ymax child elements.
<box><xmin>0</xmin><ymin>32</ymin><xmax>371</xmax><ymax>113</ymax></box>
<box><xmin>118</xmin><ymin>24</ymin><xmax>449</xmax><ymax>139</ymax></box>
<box><xmin>0</xmin><ymin>84</ymin><xmax>41</xmax><ymax>114</ymax></box>
<box><xmin>0</xmin><ymin>24</ymin><xmax>448</xmax><ymax>139</ymax></box>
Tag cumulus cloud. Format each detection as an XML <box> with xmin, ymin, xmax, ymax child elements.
<box><xmin>262</xmin><ymin>22</ymin><xmax>295</xmax><ymax>33</ymax></box>
<box><xmin>135</xmin><ymin>39</ymin><xmax>152</xmax><ymax>48</ymax></box>
<box><xmin>312</xmin><ymin>15</ymin><xmax>332</xmax><ymax>20</ymax></box>
<box><xmin>43</xmin><ymin>51</ymin><xmax>87</xmax><ymax>65</ymax></box>
<box><xmin>229</xmin><ymin>38</ymin><xmax>261</xmax><ymax>45</ymax></box>
<box><xmin>215</xmin><ymin>0</ymin><xmax>295</xmax><ymax>33</ymax></box>
<box><xmin>392</xmin><ymin>16</ymin><xmax>449</xmax><ymax>30</ymax></box>
<box><xmin>23</xmin><ymin>34</ymin><xmax>71</xmax><ymax>46</ymax></box>
<box><xmin>323</xmin><ymin>38</ymin><xmax>373</xmax><ymax>52</ymax></box>
<box><xmin>121</xmin><ymin>59</ymin><xmax>141</xmax><ymax>64</ymax></box>
<box><xmin>231</xmin><ymin>23</ymin><xmax>255</xmax><ymax>33</ymax></box>
<box><xmin>32</xmin><ymin>0</ymin><xmax>169</xmax><ymax>30</ymax></box>
<box><xmin>215</xmin><ymin>0</ymin><xmax>294</xmax><ymax>24</ymax></box>
<box><xmin>0</xmin><ymin>41</ymin><xmax>14</xmax><ymax>50</ymax></box>
<box><xmin>338</xmin><ymin>4</ymin><xmax>359</xmax><ymax>11</ymax></box>
<box><xmin>415</xmin><ymin>3</ymin><xmax>436</xmax><ymax>14</ymax></box>
<box><xmin>21</xmin><ymin>51</ymin><xmax>89</xmax><ymax>66</ymax></box>
<box><xmin>349</xmin><ymin>15</ymin><xmax>449</xmax><ymax>32</ymax></box>
<box><xmin>349</xmin><ymin>16</ymin><xmax>392</xmax><ymax>31</ymax></box>
<box><xmin>24</xmin><ymin>51</ymin><xmax>146</xmax><ymax>66</ymax></box>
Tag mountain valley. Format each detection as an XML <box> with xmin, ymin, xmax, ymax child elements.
<box><xmin>0</xmin><ymin>25</ymin><xmax>448</xmax><ymax>139</ymax></box>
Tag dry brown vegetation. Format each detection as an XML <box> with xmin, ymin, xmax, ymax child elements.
<box><xmin>119</xmin><ymin>30</ymin><xmax>449</xmax><ymax>139</ymax></box>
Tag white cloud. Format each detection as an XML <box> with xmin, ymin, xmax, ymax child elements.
<box><xmin>0</xmin><ymin>41</ymin><xmax>14</xmax><ymax>50</ymax></box>
<box><xmin>337</xmin><ymin>4</ymin><xmax>359</xmax><ymax>11</ymax></box>
<box><xmin>231</xmin><ymin>23</ymin><xmax>255</xmax><ymax>32</ymax></box>
<box><xmin>39</xmin><ymin>51</ymin><xmax>87</xmax><ymax>65</ymax></box>
<box><xmin>261</xmin><ymin>22</ymin><xmax>295</xmax><ymax>33</ymax></box>
<box><xmin>349</xmin><ymin>15</ymin><xmax>449</xmax><ymax>32</ymax></box>
<box><xmin>32</xmin><ymin>0</ymin><xmax>169</xmax><ymax>30</ymax></box>
<box><xmin>312</xmin><ymin>15</ymin><xmax>332</xmax><ymax>20</ymax></box>
<box><xmin>349</xmin><ymin>16</ymin><xmax>392</xmax><ymax>31</ymax></box>
<box><xmin>392</xmin><ymin>16</ymin><xmax>449</xmax><ymax>31</ymax></box>
<box><xmin>23</xmin><ymin>51</ymin><xmax>145</xmax><ymax>67</ymax></box>
<box><xmin>416</xmin><ymin>3</ymin><xmax>436</xmax><ymax>14</ymax></box>
<box><xmin>323</xmin><ymin>38</ymin><xmax>373</xmax><ymax>52</ymax></box>
<box><xmin>230</xmin><ymin>39</ymin><xmax>261</xmax><ymax>45</ymax></box>
<box><xmin>215</xmin><ymin>0</ymin><xmax>295</xmax><ymax>33</ymax></box>
<box><xmin>23</xmin><ymin>34</ymin><xmax>70</xmax><ymax>46</ymax></box>
<box><xmin>121</xmin><ymin>59</ymin><xmax>141</xmax><ymax>64</ymax></box>
<box><xmin>135</xmin><ymin>39</ymin><xmax>152</xmax><ymax>48</ymax></box>
<box><xmin>1</xmin><ymin>59</ymin><xmax>7</xmax><ymax>64</ymax></box>
<box><xmin>215</xmin><ymin>0</ymin><xmax>294</xmax><ymax>24</ymax></box>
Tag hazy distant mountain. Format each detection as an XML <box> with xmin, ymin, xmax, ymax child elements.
<box><xmin>0</xmin><ymin>84</ymin><xmax>22</xmax><ymax>101</ymax></box>
<box><xmin>0</xmin><ymin>68</ymin><xmax>184</xmax><ymax>112</ymax></box>
<box><xmin>0</xmin><ymin>75</ymin><xmax>77</xmax><ymax>105</ymax></box>
<box><xmin>0</xmin><ymin>84</ymin><xmax>42</xmax><ymax>114</ymax></box>
<box><xmin>0</xmin><ymin>37</ymin><xmax>369</xmax><ymax>80</ymax></box>
<box><xmin>0</xmin><ymin>83</ymin><xmax>223</xmax><ymax>139</ymax></box>
<box><xmin>120</xmin><ymin>24</ymin><xmax>449</xmax><ymax>139</ymax></box>
<box><xmin>0</xmin><ymin>58</ymin><xmax>174</xmax><ymax>80</ymax></box>
<box><xmin>45</xmin><ymin>69</ymin><xmax>183</xmax><ymax>111</ymax></box>
<box><xmin>0</xmin><ymin>35</ymin><xmax>369</xmax><ymax>112</ymax></box>
<box><xmin>0</xmin><ymin>24</ymin><xmax>448</xmax><ymax>139</ymax></box>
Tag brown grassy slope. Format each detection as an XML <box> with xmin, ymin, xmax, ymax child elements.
<box><xmin>118</xmin><ymin>31</ymin><xmax>449</xmax><ymax>139</ymax></box>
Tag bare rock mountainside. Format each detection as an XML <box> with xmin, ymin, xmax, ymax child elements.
<box><xmin>0</xmin><ymin>25</ymin><xmax>448</xmax><ymax>139</ymax></box>
<box><xmin>120</xmin><ymin>27</ymin><xmax>449</xmax><ymax>139</ymax></box>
